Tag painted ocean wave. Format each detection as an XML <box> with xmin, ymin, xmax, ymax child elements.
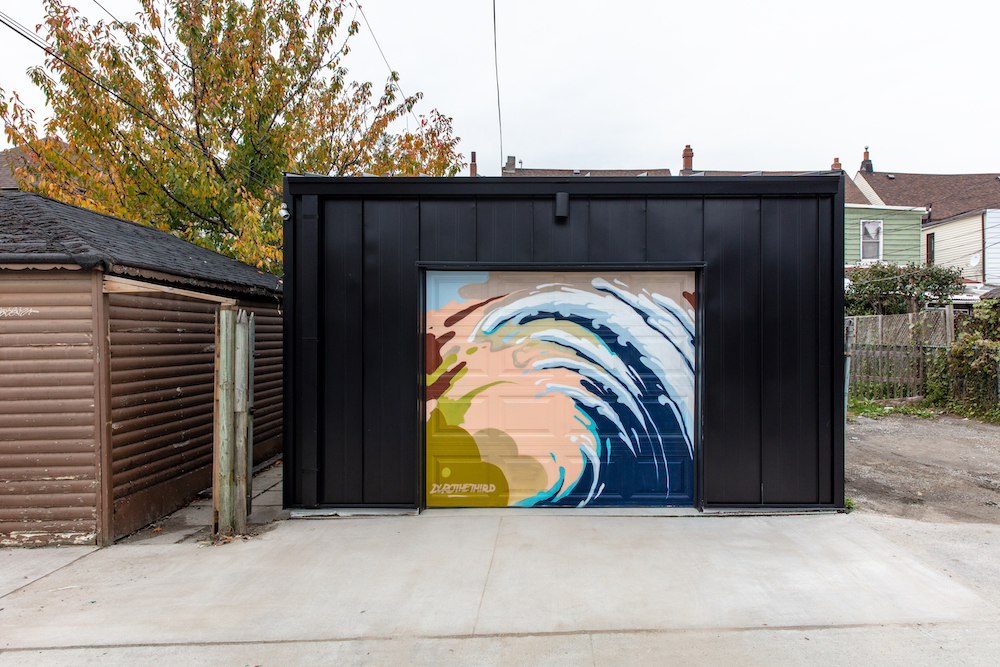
<box><xmin>467</xmin><ymin>277</ymin><xmax>695</xmax><ymax>505</ymax></box>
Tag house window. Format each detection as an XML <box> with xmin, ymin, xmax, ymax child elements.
<box><xmin>861</xmin><ymin>219</ymin><xmax>882</xmax><ymax>261</ymax></box>
<box><xmin>926</xmin><ymin>232</ymin><xmax>935</xmax><ymax>264</ymax></box>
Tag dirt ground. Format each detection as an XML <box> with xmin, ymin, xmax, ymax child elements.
<box><xmin>846</xmin><ymin>412</ymin><xmax>1000</xmax><ymax>523</ymax></box>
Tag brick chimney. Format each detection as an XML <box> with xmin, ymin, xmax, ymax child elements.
<box><xmin>681</xmin><ymin>145</ymin><xmax>694</xmax><ymax>175</ymax></box>
<box><xmin>831</xmin><ymin>157</ymin><xmax>842</xmax><ymax>171</ymax></box>
<box><xmin>470</xmin><ymin>151</ymin><xmax>477</xmax><ymax>177</ymax></box>
<box><xmin>503</xmin><ymin>155</ymin><xmax>516</xmax><ymax>174</ymax></box>
<box><xmin>860</xmin><ymin>147</ymin><xmax>873</xmax><ymax>173</ymax></box>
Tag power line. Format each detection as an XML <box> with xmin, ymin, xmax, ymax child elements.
<box><xmin>493</xmin><ymin>0</ymin><xmax>503</xmax><ymax>172</ymax></box>
<box><xmin>357</xmin><ymin>5</ymin><xmax>418</xmax><ymax>129</ymax></box>
<box><xmin>0</xmin><ymin>9</ymin><xmax>273</xmax><ymax>193</ymax></box>
<box><xmin>90</xmin><ymin>0</ymin><xmax>120</xmax><ymax>23</ymax></box>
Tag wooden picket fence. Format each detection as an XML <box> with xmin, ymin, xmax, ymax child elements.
<box><xmin>848</xmin><ymin>343</ymin><xmax>927</xmax><ymax>400</ymax></box>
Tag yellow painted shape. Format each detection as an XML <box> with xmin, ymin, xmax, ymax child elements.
<box><xmin>426</xmin><ymin>352</ymin><xmax>458</xmax><ymax>385</ymax></box>
<box><xmin>436</xmin><ymin>379</ymin><xmax>506</xmax><ymax>426</ymax></box>
<box><xmin>426</xmin><ymin>408</ymin><xmax>510</xmax><ymax>507</ymax></box>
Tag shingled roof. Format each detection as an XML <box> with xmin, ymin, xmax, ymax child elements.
<box><xmin>0</xmin><ymin>190</ymin><xmax>281</xmax><ymax>296</ymax></box>
<box><xmin>855</xmin><ymin>171</ymin><xmax>1000</xmax><ymax>222</ymax></box>
<box><xmin>843</xmin><ymin>176</ymin><xmax>871</xmax><ymax>205</ymax></box>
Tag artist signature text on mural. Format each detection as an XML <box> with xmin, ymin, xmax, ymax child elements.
<box><xmin>429</xmin><ymin>483</ymin><xmax>497</xmax><ymax>495</ymax></box>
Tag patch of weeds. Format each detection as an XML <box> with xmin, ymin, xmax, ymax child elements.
<box><xmin>844</xmin><ymin>497</ymin><xmax>857</xmax><ymax>513</ymax></box>
<box><xmin>848</xmin><ymin>399</ymin><xmax>939</xmax><ymax>420</ymax></box>
<box><xmin>890</xmin><ymin>404</ymin><xmax>938</xmax><ymax>419</ymax></box>
<box><xmin>848</xmin><ymin>399</ymin><xmax>889</xmax><ymax>419</ymax></box>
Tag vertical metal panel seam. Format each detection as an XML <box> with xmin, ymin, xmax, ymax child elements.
<box><xmin>316</xmin><ymin>205</ymin><xmax>325</xmax><ymax>505</ymax></box>
<box><xmin>282</xmin><ymin>192</ymin><xmax>295</xmax><ymax>507</ymax></box>
<box><xmin>360</xmin><ymin>198</ymin><xmax>366</xmax><ymax>502</ymax></box>
<box><xmin>814</xmin><ymin>197</ymin><xmax>821</xmax><ymax>502</ymax></box>
<box><xmin>833</xmin><ymin>180</ymin><xmax>846</xmax><ymax>507</ymax></box>
<box><xmin>414</xmin><ymin>198</ymin><xmax>422</xmax><ymax>505</ymax></box>
<box><xmin>700</xmin><ymin>196</ymin><xmax>706</xmax><ymax>507</ymax></box>
<box><xmin>758</xmin><ymin>197</ymin><xmax>764</xmax><ymax>504</ymax></box>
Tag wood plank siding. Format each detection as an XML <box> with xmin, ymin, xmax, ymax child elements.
<box><xmin>844</xmin><ymin>206</ymin><xmax>922</xmax><ymax>266</ymax></box>
<box><xmin>241</xmin><ymin>300</ymin><xmax>283</xmax><ymax>465</ymax></box>
<box><xmin>108</xmin><ymin>292</ymin><xmax>219</xmax><ymax>538</ymax></box>
<box><xmin>0</xmin><ymin>270</ymin><xmax>98</xmax><ymax>546</ymax></box>
<box><xmin>922</xmin><ymin>211</ymin><xmax>985</xmax><ymax>282</ymax></box>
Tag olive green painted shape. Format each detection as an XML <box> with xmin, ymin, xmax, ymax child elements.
<box><xmin>426</xmin><ymin>408</ymin><xmax>510</xmax><ymax>508</ymax></box>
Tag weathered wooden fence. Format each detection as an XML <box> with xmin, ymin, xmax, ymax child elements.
<box><xmin>848</xmin><ymin>341</ymin><xmax>999</xmax><ymax>410</ymax></box>
<box><xmin>848</xmin><ymin>308</ymin><xmax>954</xmax><ymax>346</ymax></box>
<box><xmin>848</xmin><ymin>344</ymin><xmax>927</xmax><ymax>400</ymax></box>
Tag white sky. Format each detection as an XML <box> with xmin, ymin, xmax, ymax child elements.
<box><xmin>2</xmin><ymin>0</ymin><xmax>998</xmax><ymax>177</ymax></box>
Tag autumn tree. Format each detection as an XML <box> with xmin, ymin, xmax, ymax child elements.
<box><xmin>845</xmin><ymin>262</ymin><xmax>964</xmax><ymax>316</ymax></box>
<box><xmin>1</xmin><ymin>0</ymin><xmax>464</xmax><ymax>273</ymax></box>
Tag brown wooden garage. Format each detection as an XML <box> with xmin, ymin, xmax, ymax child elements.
<box><xmin>0</xmin><ymin>191</ymin><xmax>282</xmax><ymax>545</ymax></box>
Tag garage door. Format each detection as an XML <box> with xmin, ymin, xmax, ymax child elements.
<box><xmin>426</xmin><ymin>271</ymin><xmax>696</xmax><ymax>507</ymax></box>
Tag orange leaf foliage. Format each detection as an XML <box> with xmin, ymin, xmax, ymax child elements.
<box><xmin>2</xmin><ymin>0</ymin><xmax>464</xmax><ymax>274</ymax></box>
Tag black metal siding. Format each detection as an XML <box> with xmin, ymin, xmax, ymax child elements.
<box><xmin>760</xmin><ymin>198</ymin><xmax>820</xmax><ymax>503</ymax></box>
<box><xmin>703</xmin><ymin>198</ymin><xmax>762</xmax><ymax>504</ymax></box>
<box><xmin>284</xmin><ymin>176</ymin><xmax>845</xmax><ymax>509</ymax></box>
<box><xmin>589</xmin><ymin>200</ymin><xmax>646</xmax><ymax>262</ymax></box>
<box><xmin>362</xmin><ymin>200</ymin><xmax>420</xmax><ymax>504</ymax></box>
<box><xmin>647</xmin><ymin>199</ymin><xmax>703</xmax><ymax>262</ymax></box>
<box><xmin>420</xmin><ymin>200</ymin><xmax>476</xmax><ymax>262</ymax></box>
<box><xmin>321</xmin><ymin>199</ymin><xmax>364</xmax><ymax>504</ymax></box>
<box><xmin>476</xmin><ymin>200</ymin><xmax>534</xmax><ymax>262</ymax></box>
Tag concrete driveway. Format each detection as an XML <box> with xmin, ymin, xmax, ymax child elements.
<box><xmin>1</xmin><ymin>510</ymin><xmax>998</xmax><ymax>665</ymax></box>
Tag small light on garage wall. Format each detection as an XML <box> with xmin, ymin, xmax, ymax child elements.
<box><xmin>555</xmin><ymin>192</ymin><xmax>569</xmax><ymax>221</ymax></box>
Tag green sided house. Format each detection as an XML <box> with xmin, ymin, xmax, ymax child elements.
<box><xmin>853</xmin><ymin>149</ymin><xmax>1000</xmax><ymax>283</ymax></box>
<box><xmin>844</xmin><ymin>159</ymin><xmax>923</xmax><ymax>265</ymax></box>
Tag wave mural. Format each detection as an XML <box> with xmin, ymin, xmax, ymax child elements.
<box><xmin>426</xmin><ymin>271</ymin><xmax>696</xmax><ymax>507</ymax></box>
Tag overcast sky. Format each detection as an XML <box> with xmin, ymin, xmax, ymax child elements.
<box><xmin>2</xmin><ymin>1</ymin><xmax>998</xmax><ymax>176</ymax></box>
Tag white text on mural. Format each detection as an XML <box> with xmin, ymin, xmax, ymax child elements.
<box><xmin>430</xmin><ymin>483</ymin><xmax>497</xmax><ymax>495</ymax></box>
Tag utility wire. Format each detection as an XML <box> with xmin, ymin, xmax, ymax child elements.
<box><xmin>493</xmin><ymin>0</ymin><xmax>504</xmax><ymax>172</ymax></box>
<box><xmin>0</xmin><ymin>9</ymin><xmax>273</xmax><ymax>192</ymax></box>
<box><xmin>89</xmin><ymin>0</ymin><xmax>119</xmax><ymax>23</ymax></box>
<box><xmin>357</xmin><ymin>5</ymin><xmax>418</xmax><ymax>130</ymax></box>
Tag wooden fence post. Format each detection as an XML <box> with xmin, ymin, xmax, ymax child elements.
<box><xmin>214</xmin><ymin>305</ymin><xmax>237</xmax><ymax>535</ymax></box>
<box><xmin>946</xmin><ymin>304</ymin><xmax>955</xmax><ymax>345</ymax></box>
<box><xmin>233</xmin><ymin>310</ymin><xmax>249</xmax><ymax>535</ymax></box>
<box><xmin>246</xmin><ymin>313</ymin><xmax>255</xmax><ymax>517</ymax></box>
<box><xmin>845</xmin><ymin>319</ymin><xmax>855</xmax><ymax>417</ymax></box>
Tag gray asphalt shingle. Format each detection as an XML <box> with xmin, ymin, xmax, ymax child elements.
<box><xmin>0</xmin><ymin>190</ymin><xmax>281</xmax><ymax>295</ymax></box>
